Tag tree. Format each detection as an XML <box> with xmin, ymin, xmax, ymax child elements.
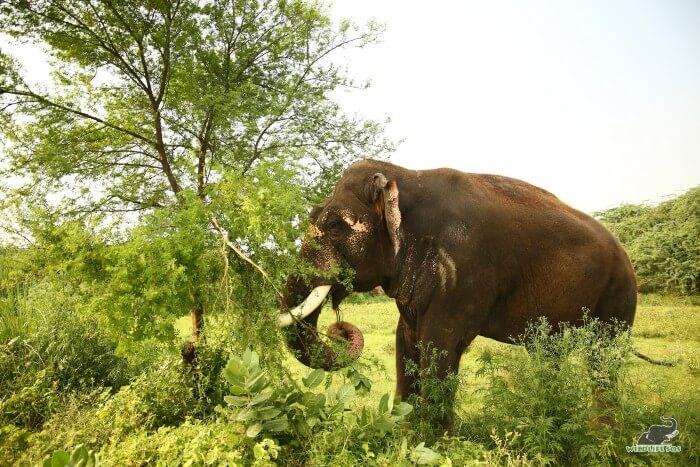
<box><xmin>596</xmin><ymin>187</ymin><xmax>700</xmax><ymax>295</ymax></box>
<box><xmin>0</xmin><ymin>0</ymin><xmax>392</xmax><ymax>342</ymax></box>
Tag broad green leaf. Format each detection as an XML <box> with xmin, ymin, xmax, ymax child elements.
<box><xmin>302</xmin><ymin>368</ymin><xmax>326</xmax><ymax>389</ymax></box>
<box><xmin>245</xmin><ymin>371</ymin><xmax>269</xmax><ymax>393</ymax></box>
<box><xmin>242</xmin><ymin>348</ymin><xmax>258</xmax><ymax>369</ymax></box>
<box><xmin>410</xmin><ymin>442</ymin><xmax>442</xmax><ymax>465</ymax></box>
<box><xmin>253</xmin><ymin>444</ymin><xmax>265</xmax><ymax>459</ymax></box>
<box><xmin>228</xmin><ymin>383</ymin><xmax>247</xmax><ymax>396</ymax></box>
<box><xmin>336</xmin><ymin>383</ymin><xmax>355</xmax><ymax>405</ymax></box>
<box><xmin>223</xmin><ymin>358</ymin><xmax>247</xmax><ymax>386</ymax></box>
<box><xmin>285</xmin><ymin>392</ymin><xmax>302</xmax><ymax>405</ymax></box>
<box><xmin>235</xmin><ymin>407</ymin><xmax>257</xmax><ymax>422</ymax></box>
<box><xmin>249</xmin><ymin>388</ymin><xmax>274</xmax><ymax>406</ymax></box>
<box><xmin>373</xmin><ymin>415</ymin><xmax>395</xmax><ymax>435</ymax></box>
<box><xmin>224</xmin><ymin>395</ymin><xmax>249</xmax><ymax>407</ymax></box>
<box><xmin>378</xmin><ymin>393</ymin><xmax>390</xmax><ymax>413</ymax></box>
<box><xmin>44</xmin><ymin>450</ymin><xmax>69</xmax><ymax>467</ymax></box>
<box><xmin>257</xmin><ymin>406</ymin><xmax>282</xmax><ymax>420</ymax></box>
<box><xmin>392</xmin><ymin>401</ymin><xmax>413</xmax><ymax>417</ymax></box>
<box><xmin>306</xmin><ymin>416</ymin><xmax>319</xmax><ymax>428</ymax></box>
<box><xmin>263</xmin><ymin>417</ymin><xmax>289</xmax><ymax>432</ymax></box>
<box><xmin>69</xmin><ymin>445</ymin><xmax>89</xmax><ymax>464</ymax></box>
<box><xmin>246</xmin><ymin>422</ymin><xmax>263</xmax><ymax>438</ymax></box>
<box><xmin>302</xmin><ymin>391</ymin><xmax>326</xmax><ymax>410</ymax></box>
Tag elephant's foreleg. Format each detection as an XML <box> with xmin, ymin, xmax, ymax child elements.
<box><xmin>417</xmin><ymin>324</ymin><xmax>475</xmax><ymax>430</ymax></box>
<box><xmin>396</xmin><ymin>316</ymin><xmax>419</xmax><ymax>400</ymax></box>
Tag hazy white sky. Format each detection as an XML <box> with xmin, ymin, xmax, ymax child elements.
<box><xmin>330</xmin><ymin>0</ymin><xmax>700</xmax><ymax>212</ymax></box>
<box><xmin>2</xmin><ymin>1</ymin><xmax>698</xmax><ymax>213</ymax></box>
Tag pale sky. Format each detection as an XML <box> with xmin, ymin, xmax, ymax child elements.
<box><xmin>331</xmin><ymin>0</ymin><xmax>700</xmax><ymax>212</ymax></box>
<box><xmin>2</xmin><ymin>1</ymin><xmax>699</xmax><ymax>213</ymax></box>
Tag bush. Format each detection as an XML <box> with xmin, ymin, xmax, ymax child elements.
<box><xmin>596</xmin><ymin>187</ymin><xmax>699</xmax><ymax>295</ymax></box>
<box><xmin>468</xmin><ymin>316</ymin><xmax>639</xmax><ymax>466</ymax></box>
<box><xmin>221</xmin><ymin>349</ymin><xmax>413</xmax><ymax>464</ymax></box>
<box><xmin>9</xmin><ymin>361</ymin><xmax>198</xmax><ymax>465</ymax></box>
<box><xmin>0</xmin><ymin>282</ymin><xmax>129</xmax><ymax>429</ymax></box>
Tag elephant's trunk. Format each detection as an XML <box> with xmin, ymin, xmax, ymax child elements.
<box><xmin>280</xmin><ymin>276</ymin><xmax>338</xmax><ymax>370</ymax></box>
<box><xmin>661</xmin><ymin>417</ymin><xmax>678</xmax><ymax>433</ymax></box>
<box><xmin>280</xmin><ymin>276</ymin><xmax>363</xmax><ymax>370</ymax></box>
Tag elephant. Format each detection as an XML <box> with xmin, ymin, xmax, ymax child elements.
<box><xmin>637</xmin><ymin>417</ymin><xmax>679</xmax><ymax>445</ymax></box>
<box><xmin>278</xmin><ymin>159</ymin><xmax>637</xmax><ymax>425</ymax></box>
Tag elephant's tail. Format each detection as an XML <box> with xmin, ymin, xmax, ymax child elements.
<box><xmin>632</xmin><ymin>350</ymin><xmax>674</xmax><ymax>367</ymax></box>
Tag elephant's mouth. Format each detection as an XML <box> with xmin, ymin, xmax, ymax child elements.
<box><xmin>279</xmin><ymin>280</ymin><xmax>363</xmax><ymax>370</ymax></box>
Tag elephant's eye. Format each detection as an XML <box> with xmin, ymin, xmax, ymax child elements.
<box><xmin>326</xmin><ymin>219</ymin><xmax>346</xmax><ymax>237</ymax></box>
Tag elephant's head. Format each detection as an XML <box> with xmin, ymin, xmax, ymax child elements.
<box><xmin>279</xmin><ymin>164</ymin><xmax>403</xmax><ymax>370</ymax></box>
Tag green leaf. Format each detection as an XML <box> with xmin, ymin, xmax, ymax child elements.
<box><xmin>249</xmin><ymin>388</ymin><xmax>274</xmax><ymax>406</ymax></box>
<box><xmin>302</xmin><ymin>391</ymin><xmax>326</xmax><ymax>410</ymax></box>
<box><xmin>302</xmin><ymin>368</ymin><xmax>326</xmax><ymax>389</ymax></box>
<box><xmin>242</xmin><ymin>348</ymin><xmax>256</xmax><ymax>368</ymax></box>
<box><xmin>410</xmin><ymin>442</ymin><xmax>442</xmax><ymax>465</ymax></box>
<box><xmin>378</xmin><ymin>393</ymin><xmax>390</xmax><ymax>413</ymax></box>
<box><xmin>306</xmin><ymin>416</ymin><xmax>319</xmax><ymax>428</ymax></box>
<box><xmin>69</xmin><ymin>444</ymin><xmax>88</xmax><ymax>464</ymax></box>
<box><xmin>246</xmin><ymin>422</ymin><xmax>263</xmax><ymax>438</ymax></box>
<box><xmin>257</xmin><ymin>406</ymin><xmax>282</xmax><ymax>420</ymax></box>
<box><xmin>373</xmin><ymin>414</ymin><xmax>396</xmax><ymax>435</ymax></box>
<box><xmin>392</xmin><ymin>401</ymin><xmax>413</xmax><ymax>417</ymax></box>
<box><xmin>253</xmin><ymin>443</ymin><xmax>265</xmax><ymax>459</ymax></box>
<box><xmin>223</xmin><ymin>358</ymin><xmax>247</xmax><ymax>386</ymax></box>
<box><xmin>224</xmin><ymin>395</ymin><xmax>249</xmax><ymax>407</ymax></box>
<box><xmin>235</xmin><ymin>407</ymin><xmax>257</xmax><ymax>422</ymax></box>
<box><xmin>245</xmin><ymin>371</ymin><xmax>269</xmax><ymax>394</ymax></box>
<box><xmin>336</xmin><ymin>383</ymin><xmax>355</xmax><ymax>405</ymax></box>
<box><xmin>263</xmin><ymin>417</ymin><xmax>289</xmax><ymax>432</ymax></box>
<box><xmin>44</xmin><ymin>450</ymin><xmax>69</xmax><ymax>467</ymax></box>
<box><xmin>228</xmin><ymin>383</ymin><xmax>247</xmax><ymax>396</ymax></box>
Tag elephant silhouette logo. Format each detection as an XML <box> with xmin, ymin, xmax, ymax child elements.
<box><xmin>626</xmin><ymin>417</ymin><xmax>681</xmax><ymax>453</ymax></box>
<box><xmin>637</xmin><ymin>417</ymin><xmax>679</xmax><ymax>445</ymax></box>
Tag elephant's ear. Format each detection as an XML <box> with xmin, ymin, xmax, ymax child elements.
<box><xmin>369</xmin><ymin>173</ymin><xmax>402</xmax><ymax>255</ymax></box>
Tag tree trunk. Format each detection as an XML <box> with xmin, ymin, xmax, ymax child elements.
<box><xmin>191</xmin><ymin>303</ymin><xmax>204</xmax><ymax>342</ymax></box>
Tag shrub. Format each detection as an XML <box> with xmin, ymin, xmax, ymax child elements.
<box><xmin>468</xmin><ymin>316</ymin><xmax>638</xmax><ymax>466</ymax></box>
<box><xmin>221</xmin><ymin>349</ymin><xmax>413</xmax><ymax>464</ymax></box>
<box><xmin>10</xmin><ymin>361</ymin><xmax>197</xmax><ymax>465</ymax></box>
<box><xmin>596</xmin><ymin>187</ymin><xmax>699</xmax><ymax>295</ymax></box>
<box><xmin>0</xmin><ymin>282</ymin><xmax>129</xmax><ymax>429</ymax></box>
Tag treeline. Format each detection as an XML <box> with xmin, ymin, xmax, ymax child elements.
<box><xmin>596</xmin><ymin>186</ymin><xmax>699</xmax><ymax>295</ymax></box>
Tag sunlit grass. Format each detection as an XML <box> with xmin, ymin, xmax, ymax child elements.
<box><xmin>176</xmin><ymin>293</ymin><xmax>700</xmax><ymax>410</ymax></box>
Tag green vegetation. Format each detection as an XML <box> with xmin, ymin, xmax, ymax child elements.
<box><xmin>596</xmin><ymin>187</ymin><xmax>699</xmax><ymax>295</ymax></box>
<box><xmin>2</xmin><ymin>283</ymin><xmax>698</xmax><ymax>465</ymax></box>
<box><xmin>0</xmin><ymin>1</ymin><xmax>698</xmax><ymax>465</ymax></box>
<box><xmin>0</xmin><ymin>0</ymin><xmax>392</xmax><ymax>348</ymax></box>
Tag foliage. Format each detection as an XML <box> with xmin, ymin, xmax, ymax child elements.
<box><xmin>596</xmin><ymin>186</ymin><xmax>700</xmax><ymax>295</ymax></box>
<box><xmin>0</xmin><ymin>279</ymin><xmax>129</xmax><ymax>429</ymax></box>
<box><xmin>222</xmin><ymin>349</ymin><xmax>412</xmax><ymax>448</ymax></box>
<box><xmin>469</xmin><ymin>316</ymin><xmax>643</xmax><ymax>466</ymax></box>
<box><xmin>2</xmin><ymin>296</ymin><xmax>699</xmax><ymax>465</ymax></box>
<box><xmin>0</xmin><ymin>0</ymin><xmax>393</xmax><ymax>354</ymax></box>
<box><xmin>43</xmin><ymin>444</ymin><xmax>97</xmax><ymax>467</ymax></box>
<box><xmin>0</xmin><ymin>0</ymin><xmax>391</xmax><ymax>213</ymax></box>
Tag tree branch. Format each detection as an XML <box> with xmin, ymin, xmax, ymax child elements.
<box><xmin>0</xmin><ymin>87</ymin><xmax>156</xmax><ymax>145</ymax></box>
<box><xmin>210</xmin><ymin>217</ymin><xmax>282</xmax><ymax>298</ymax></box>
